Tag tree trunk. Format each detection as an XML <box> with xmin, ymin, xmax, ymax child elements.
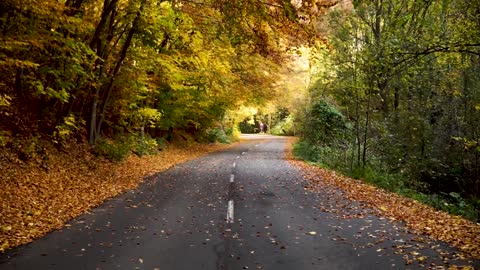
<box><xmin>65</xmin><ymin>0</ymin><xmax>84</xmax><ymax>16</ymax></box>
<box><xmin>89</xmin><ymin>0</ymin><xmax>118</xmax><ymax>51</ymax></box>
<box><xmin>89</xmin><ymin>87</ymin><xmax>100</xmax><ymax>145</ymax></box>
<box><xmin>94</xmin><ymin>0</ymin><xmax>145</xmax><ymax>145</ymax></box>
<box><xmin>362</xmin><ymin>84</ymin><xmax>372</xmax><ymax>168</ymax></box>
<box><xmin>378</xmin><ymin>80</ymin><xmax>389</xmax><ymax>116</ymax></box>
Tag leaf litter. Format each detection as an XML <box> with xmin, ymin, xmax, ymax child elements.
<box><xmin>0</xmin><ymin>141</ymin><xmax>235</xmax><ymax>252</ymax></box>
<box><xmin>286</xmin><ymin>138</ymin><xmax>480</xmax><ymax>267</ymax></box>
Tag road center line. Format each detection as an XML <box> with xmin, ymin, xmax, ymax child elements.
<box><xmin>241</xmin><ymin>152</ymin><xmax>246</xmax><ymax>155</ymax></box>
<box><xmin>230</xmin><ymin>174</ymin><xmax>235</xmax><ymax>183</ymax></box>
<box><xmin>232</xmin><ymin>162</ymin><xmax>236</xmax><ymax>168</ymax></box>
<box><xmin>227</xmin><ymin>200</ymin><xmax>234</xmax><ymax>223</ymax></box>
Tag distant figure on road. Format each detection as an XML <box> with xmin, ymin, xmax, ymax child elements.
<box><xmin>259</xmin><ymin>122</ymin><xmax>264</xmax><ymax>133</ymax></box>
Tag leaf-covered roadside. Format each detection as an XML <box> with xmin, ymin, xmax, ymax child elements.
<box><xmin>0</xmin><ymin>142</ymin><xmax>234</xmax><ymax>252</ymax></box>
<box><xmin>286</xmin><ymin>141</ymin><xmax>480</xmax><ymax>261</ymax></box>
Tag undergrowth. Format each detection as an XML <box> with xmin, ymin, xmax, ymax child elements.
<box><xmin>293</xmin><ymin>141</ymin><xmax>480</xmax><ymax>222</ymax></box>
<box><xmin>95</xmin><ymin>134</ymin><xmax>161</xmax><ymax>161</ymax></box>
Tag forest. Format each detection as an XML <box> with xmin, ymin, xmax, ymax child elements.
<box><xmin>294</xmin><ymin>0</ymin><xmax>480</xmax><ymax>221</ymax></box>
<box><xmin>0</xmin><ymin>0</ymin><xmax>323</xmax><ymax>157</ymax></box>
<box><xmin>1</xmin><ymin>0</ymin><xmax>479</xmax><ymax>222</ymax></box>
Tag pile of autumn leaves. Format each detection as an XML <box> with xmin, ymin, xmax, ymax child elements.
<box><xmin>0</xmin><ymin>141</ymin><xmax>232</xmax><ymax>252</ymax></box>
<box><xmin>287</xmin><ymin>156</ymin><xmax>480</xmax><ymax>262</ymax></box>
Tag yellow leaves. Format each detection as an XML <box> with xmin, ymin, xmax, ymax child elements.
<box><xmin>0</xmin><ymin>94</ymin><xmax>12</xmax><ymax>107</ymax></box>
<box><xmin>417</xmin><ymin>256</ymin><xmax>428</xmax><ymax>262</ymax></box>
<box><xmin>1</xmin><ymin>225</ymin><xmax>12</xmax><ymax>233</ymax></box>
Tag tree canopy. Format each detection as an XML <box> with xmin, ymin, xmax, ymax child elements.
<box><xmin>296</xmin><ymin>0</ymin><xmax>480</xmax><ymax>220</ymax></box>
<box><xmin>0</xmin><ymin>0</ymin><xmax>336</xmax><ymax>153</ymax></box>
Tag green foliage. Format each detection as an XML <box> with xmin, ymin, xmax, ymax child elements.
<box><xmin>397</xmin><ymin>190</ymin><xmax>479</xmax><ymax>222</ymax></box>
<box><xmin>238</xmin><ymin>116</ymin><xmax>261</xmax><ymax>134</ymax></box>
<box><xmin>133</xmin><ymin>135</ymin><xmax>159</xmax><ymax>157</ymax></box>
<box><xmin>225</xmin><ymin>126</ymin><xmax>241</xmax><ymax>141</ymax></box>
<box><xmin>294</xmin><ymin>140</ymin><xmax>479</xmax><ymax>221</ymax></box>
<box><xmin>11</xmin><ymin>135</ymin><xmax>43</xmax><ymax>161</ymax></box>
<box><xmin>350</xmin><ymin>165</ymin><xmax>405</xmax><ymax>193</ymax></box>
<box><xmin>53</xmin><ymin>114</ymin><xmax>85</xmax><ymax>145</ymax></box>
<box><xmin>205</xmin><ymin>128</ymin><xmax>230</xmax><ymax>144</ymax></box>
<box><xmin>95</xmin><ymin>133</ymin><xmax>162</xmax><ymax>161</ymax></box>
<box><xmin>0</xmin><ymin>94</ymin><xmax>12</xmax><ymax>107</ymax></box>
<box><xmin>295</xmin><ymin>0</ymin><xmax>480</xmax><ymax>220</ymax></box>
<box><xmin>271</xmin><ymin>114</ymin><xmax>295</xmax><ymax>136</ymax></box>
<box><xmin>302</xmin><ymin>100</ymin><xmax>350</xmax><ymax>145</ymax></box>
<box><xmin>0</xmin><ymin>130</ymin><xmax>11</xmax><ymax>147</ymax></box>
<box><xmin>95</xmin><ymin>137</ymin><xmax>133</xmax><ymax>162</ymax></box>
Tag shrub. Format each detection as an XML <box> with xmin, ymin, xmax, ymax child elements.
<box><xmin>133</xmin><ymin>135</ymin><xmax>159</xmax><ymax>157</ymax></box>
<box><xmin>303</xmin><ymin>100</ymin><xmax>349</xmax><ymax>146</ymax></box>
<box><xmin>271</xmin><ymin>115</ymin><xmax>295</xmax><ymax>135</ymax></box>
<box><xmin>206</xmin><ymin>128</ymin><xmax>230</xmax><ymax>143</ymax></box>
<box><xmin>53</xmin><ymin>114</ymin><xmax>85</xmax><ymax>145</ymax></box>
<box><xmin>225</xmin><ymin>126</ymin><xmax>241</xmax><ymax>141</ymax></box>
<box><xmin>95</xmin><ymin>137</ymin><xmax>132</xmax><ymax>162</ymax></box>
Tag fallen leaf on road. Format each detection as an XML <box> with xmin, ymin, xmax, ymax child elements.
<box><xmin>286</xmin><ymin>139</ymin><xmax>480</xmax><ymax>260</ymax></box>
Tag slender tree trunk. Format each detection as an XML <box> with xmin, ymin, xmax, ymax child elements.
<box><xmin>351</xmin><ymin>61</ymin><xmax>359</xmax><ymax>171</ymax></box>
<box><xmin>88</xmin><ymin>0</ymin><xmax>118</xmax><ymax>145</ymax></box>
<box><xmin>65</xmin><ymin>0</ymin><xmax>84</xmax><ymax>16</ymax></box>
<box><xmin>89</xmin><ymin>0</ymin><xmax>118</xmax><ymax>50</ymax></box>
<box><xmin>94</xmin><ymin>0</ymin><xmax>145</xmax><ymax>145</ymax></box>
<box><xmin>89</xmin><ymin>87</ymin><xmax>100</xmax><ymax>145</ymax></box>
<box><xmin>378</xmin><ymin>80</ymin><xmax>389</xmax><ymax>116</ymax></box>
<box><xmin>14</xmin><ymin>68</ymin><xmax>23</xmax><ymax>94</ymax></box>
<box><xmin>362</xmin><ymin>84</ymin><xmax>372</xmax><ymax>168</ymax></box>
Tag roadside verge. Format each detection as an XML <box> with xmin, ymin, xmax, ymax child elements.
<box><xmin>0</xmin><ymin>142</ymin><xmax>235</xmax><ymax>252</ymax></box>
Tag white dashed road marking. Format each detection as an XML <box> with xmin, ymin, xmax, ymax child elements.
<box><xmin>230</xmin><ymin>174</ymin><xmax>235</xmax><ymax>183</ymax></box>
<box><xmin>227</xmin><ymin>200</ymin><xmax>234</xmax><ymax>223</ymax></box>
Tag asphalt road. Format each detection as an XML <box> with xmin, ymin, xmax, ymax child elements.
<box><xmin>1</xmin><ymin>135</ymin><xmax>478</xmax><ymax>269</ymax></box>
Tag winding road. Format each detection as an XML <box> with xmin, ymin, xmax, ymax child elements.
<box><xmin>1</xmin><ymin>135</ymin><xmax>478</xmax><ymax>269</ymax></box>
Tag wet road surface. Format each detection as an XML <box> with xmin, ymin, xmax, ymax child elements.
<box><xmin>1</xmin><ymin>135</ymin><xmax>478</xmax><ymax>269</ymax></box>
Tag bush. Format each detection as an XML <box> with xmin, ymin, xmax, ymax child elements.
<box><xmin>96</xmin><ymin>133</ymin><xmax>163</xmax><ymax>161</ymax></box>
<box><xmin>351</xmin><ymin>165</ymin><xmax>405</xmax><ymax>192</ymax></box>
<box><xmin>303</xmin><ymin>100</ymin><xmax>349</xmax><ymax>146</ymax></box>
<box><xmin>225</xmin><ymin>126</ymin><xmax>241</xmax><ymax>141</ymax></box>
<box><xmin>206</xmin><ymin>128</ymin><xmax>230</xmax><ymax>143</ymax></box>
<box><xmin>53</xmin><ymin>114</ymin><xmax>85</xmax><ymax>146</ymax></box>
<box><xmin>293</xmin><ymin>140</ymin><xmax>349</xmax><ymax>171</ymax></box>
<box><xmin>133</xmin><ymin>135</ymin><xmax>159</xmax><ymax>157</ymax></box>
<box><xmin>271</xmin><ymin>115</ymin><xmax>295</xmax><ymax>135</ymax></box>
<box><xmin>95</xmin><ymin>137</ymin><xmax>132</xmax><ymax>162</ymax></box>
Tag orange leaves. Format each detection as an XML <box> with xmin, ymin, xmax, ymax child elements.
<box><xmin>287</xmin><ymin>147</ymin><xmax>480</xmax><ymax>260</ymax></box>
<box><xmin>0</xmin><ymin>141</ymin><xmax>234</xmax><ymax>252</ymax></box>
